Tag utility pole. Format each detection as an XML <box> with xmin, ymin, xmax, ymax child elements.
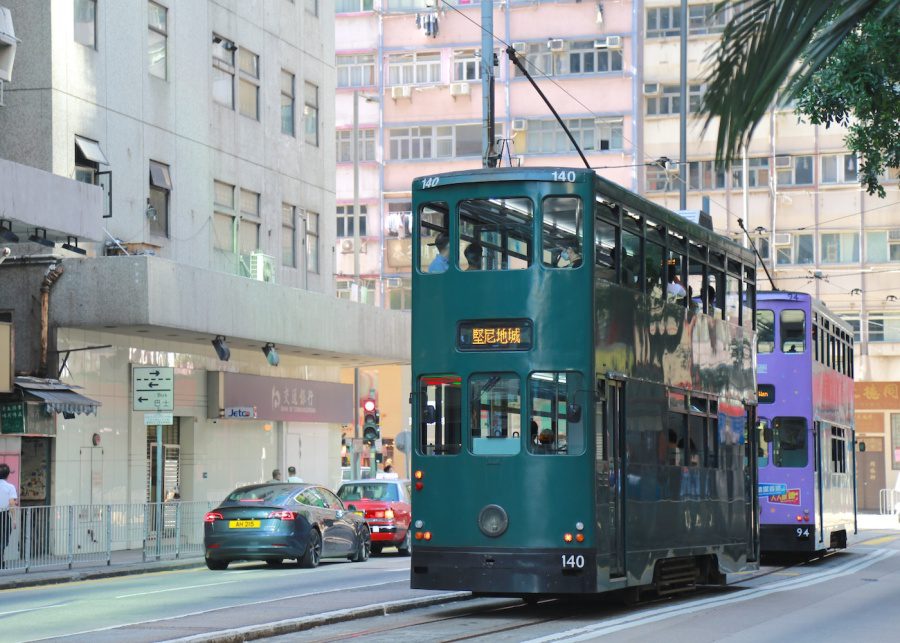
<box><xmin>481</xmin><ymin>0</ymin><xmax>497</xmax><ymax>167</ymax></box>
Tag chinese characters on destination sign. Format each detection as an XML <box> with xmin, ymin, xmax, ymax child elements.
<box><xmin>458</xmin><ymin>319</ymin><xmax>533</xmax><ymax>351</ymax></box>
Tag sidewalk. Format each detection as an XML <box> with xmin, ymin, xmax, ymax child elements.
<box><xmin>0</xmin><ymin>549</ymin><xmax>204</xmax><ymax>591</ymax></box>
<box><xmin>2</xmin><ymin>513</ymin><xmax>897</xmax><ymax>593</ymax></box>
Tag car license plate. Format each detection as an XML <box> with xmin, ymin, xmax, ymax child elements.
<box><xmin>229</xmin><ymin>519</ymin><xmax>260</xmax><ymax>529</ymax></box>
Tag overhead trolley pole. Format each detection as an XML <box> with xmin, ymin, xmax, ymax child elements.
<box><xmin>481</xmin><ymin>0</ymin><xmax>497</xmax><ymax>168</ymax></box>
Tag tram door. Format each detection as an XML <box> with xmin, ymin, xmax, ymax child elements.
<box><xmin>604</xmin><ymin>379</ymin><xmax>625</xmax><ymax>578</ymax></box>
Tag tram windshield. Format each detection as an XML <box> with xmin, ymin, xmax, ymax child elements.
<box><xmin>419</xmin><ymin>375</ymin><xmax>462</xmax><ymax>455</ymax></box>
<box><xmin>772</xmin><ymin>417</ymin><xmax>808</xmax><ymax>467</ymax></box>
<box><xmin>757</xmin><ymin>309</ymin><xmax>775</xmax><ymax>353</ymax></box>
<box><xmin>459</xmin><ymin>198</ymin><xmax>532</xmax><ymax>271</ymax></box>
<box><xmin>470</xmin><ymin>374</ymin><xmax>522</xmax><ymax>456</ymax></box>
<box><xmin>541</xmin><ymin>196</ymin><xmax>583</xmax><ymax>268</ymax></box>
<box><xmin>528</xmin><ymin>372</ymin><xmax>584</xmax><ymax>456</ymax></box>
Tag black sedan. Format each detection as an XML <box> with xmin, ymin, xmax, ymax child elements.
<box><xmin>203</xmin><ymin>483</ymin><xmax>371</xmax><ymax>570</ymax></box>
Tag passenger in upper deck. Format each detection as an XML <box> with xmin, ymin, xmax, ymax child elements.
<box><xmin>464</xmin><ymin>242</ymin><xmax>483</xmax><ymax>271</ymax></box>
<box><xmin>427</xmin><ymin>232</ymin><xmax>450</xmax><ymax>273</ymax></box>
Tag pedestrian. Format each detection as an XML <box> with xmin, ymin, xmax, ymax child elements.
<box><xmin>269</xmin><ymin>468</ymin><xmax>282</xmax><ymax>483</ymax></box>
<box><xmin>0</xmin><ymin>462</ymin><xmax>18</xmax><ymax>570</ymax></box>
<box><xmin>287</xmin><ymin>466</ymin><xmax>303</xmax><ymax>483</ymax></box>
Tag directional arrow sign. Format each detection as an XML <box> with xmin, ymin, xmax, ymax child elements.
<box><xmin>132</xmin><ymin>366</ymin><xmax>175</xmax><ymax>412</ymax></box>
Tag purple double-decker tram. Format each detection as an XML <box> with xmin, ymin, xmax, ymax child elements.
<box><xmin>756</xmin><ymin>292</ymin><xmax>856</xmax><ymax>554</ymax></box>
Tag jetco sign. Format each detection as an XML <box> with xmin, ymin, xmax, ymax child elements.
<box><xmin>208</xmin><ymin>372</ymin><xmax>352</xmax><ymax>423</ymax></box>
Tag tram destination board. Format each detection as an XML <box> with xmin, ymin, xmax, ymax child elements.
<box><xmin>458</xmin><ymin>319</ymin><xmax>533</xmax><ymax>351</ymax></box>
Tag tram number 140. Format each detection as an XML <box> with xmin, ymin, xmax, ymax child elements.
<box><xmin>561</xmin><ymin>554</ymin><xmax>586</xmax><ymax>570</ymax></box>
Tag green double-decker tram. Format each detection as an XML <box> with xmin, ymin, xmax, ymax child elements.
<box><xmin>410</xmin><ymin>167</ymin><xmax>760</xmax><ymax>597</ymax></box>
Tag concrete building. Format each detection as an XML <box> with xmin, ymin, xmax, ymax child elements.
<box><xmin>335</xmin><ymin>0</ymin><xmax>900</xmax><ymax>504</ymax></box>
<box><xmin>0</xmin><ymin>0</ymin><xmax>409</xmax><ymax>514</ymax></box>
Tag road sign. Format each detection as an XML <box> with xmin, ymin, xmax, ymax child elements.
<box><xmin>144</xmin><ymin>412</ymin><xmax>174</xmax><ymax>425</ymax></box>
<box><xmin>132</xmin><ymin>366</ymin><xmax>174</xmax><ymax>411</ymax></box>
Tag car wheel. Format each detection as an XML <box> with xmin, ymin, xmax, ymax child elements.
<box><xmin>397</xmin><ymin>529</ymin><xmax>411</xmax><ymax>556</ymax></box>
<box><xmin>371</xmin><ymin>544</ymin><xmax>383</xmax><ymax>556</ymax></box>
<box><xmin>265</xmin><ymin>558</ymin><xmax>283</xmax><ymax>567</ymax></box>
<box><xmin>206</xmin><ymin>558</ymin><xmax>228</xmax><ymax>571</ymax></box>
<box><xmin>350</xmin><ymin>527</ymin><xmax>371</xmax><ymax>562</ymax></box>
<box><xmin>299</xmin><ymin>529</ymin><xmax>322</xmax><ymax>568</ymax></box>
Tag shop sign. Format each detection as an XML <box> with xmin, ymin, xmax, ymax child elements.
<box><xmin>0</xmin><ymin>402</ymin><xmax>25</xmax><ymax>434</ymax></box>
<box><xmin>225</xmin><ymin>406</ymin><xmax>257</xmax><ymax>420</ymax></box>
<box><xmin>213</xmin><ymin>372</ymin><xmax>352</xmax><ymax>423</ymax></box>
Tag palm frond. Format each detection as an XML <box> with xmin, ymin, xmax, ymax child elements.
<box><xmin>700</xmin><ymin>0</ymin><xmax>898</xmax><ymax>166</ymax></box>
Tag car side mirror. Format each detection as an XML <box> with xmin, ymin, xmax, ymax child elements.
<box><xmin>567</xmin><ymin>402</ymin><xmax>582</xmax><ymax>423</ymax></box>
<box><xmin>763</xmin><ymin>427</ymin><xmax>773</xmax><ymax>443</ymax></box>
<box><xmin>346</xmin><ymin>504</ymin><xmax>357</xmax><ymax>511</ymax></box>
<box><xmin>423</xmin><ymin>404</ymin><xmax>436</xmax><ymax>424</ymax></box>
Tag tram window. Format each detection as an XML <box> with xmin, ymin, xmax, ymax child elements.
<box><xmin>757</xmin><ymin>310</ymin><xmax>775</xmax><ymax>353</ymax></box>
<box><xmin>666</xmin><ymin>252</ymin><xmax>687</xmax><ymax>304</ymax></box>
<box><xmin>542</xmin><ymin>196</ymin><xmax>583</xmax><ymax>269</ymax></box>
<box><xmin>707</xmin><ymin>415</ymin><xmax>719</xmax><ymax>468</ymax></box>
<box><xmin>772</xmin><ymin>417</ymin><xmax>808</xmax><ymax>468</ymax></box>
<box><xmin>595</xmin><ymin>218</ymin><xmax>617</xmax><ymax>281</ymax></box>
<box><xmin>459</xmin><ymin>197</ymin><xmax>533</xmax><ymax>271</ymax></box>
<box><xmin>725</xmin><ymin>273</ymin><xmax>740</xmax><ymax>324</ymax></box>
<box><xmin>419</xmin><ymin>203</ymin><xmax>449</xmax><ymax>274</ymax></box>
<box><xmin>709</xmin><ymin>268</ymin><xmax>725</xmax><ymax>318</ymax></box>
<box><xmin>687</xmin><ymin>262</ymin><xmax>706</xmax><ymax>313</ymax></box>
<box><xmin>780</xmin><ymin>309</ymin><xmax>806</xmax><ymax>353</ymax></box>
<box><xmin>757</xmin><ymin>419</ymin><xmax>770</xmax><ymax>468</ymax></box>
<box><xmin>418</xmin><ymin>375</ymin><xmax>462</xmax><ymax>456</ymax></box>
<box><xmin>686</xmin><ymin>413</ymin><xmax>705</xmax><ymax>467</ymax></box>
<box><xmin>646</xmin><ymin>241</ymin><xmax>664</xmax><ymax>299</ymax></box>
<box><xmin>469</xmin><ymin>373</ymin><xmax>521</xmax><ymax>456</ymax></box>
<box><xmin>830</xmin><ymin>426</ymin><xmax>847</xmax><ymax>473</ymax></box>
<box><xmin>528</xmin><ymin>371</ymin><xmax>584</xmax><ymax>456</ymax></box>
<box><xmin>621</xmin><ymin>229</ymin><xmax>641</xmax><ymax>290</ymax></box>
<box><xmin>665</xmin><ymin>411</ymin><xmax>686</xmax><ymax>465</ymax></box>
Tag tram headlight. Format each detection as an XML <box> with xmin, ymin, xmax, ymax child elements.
<box><xmin>478</xmin><ymin>504</ymin><xmax>509</xmax><ymax>538</ymax></box>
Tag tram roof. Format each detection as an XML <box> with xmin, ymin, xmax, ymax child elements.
<box><xmin>413</xmin><ymin>167</ymin><xmax>756</xmax><ymax>264</ymax></box>
<box><xmin>757</xmin><ymin>291</ymin><xmax>854</xmax><ymax>333</ymax></box>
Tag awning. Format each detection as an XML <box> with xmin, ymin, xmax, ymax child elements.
<box><xmin>14</xmin><ymin>376</ymin><xmax>101</xmax><ymax>416</ymax></box>
<box><xmin>74</xmin><ymin>135</ymin><xmax>110</xmax><ymax>166</ymax></box>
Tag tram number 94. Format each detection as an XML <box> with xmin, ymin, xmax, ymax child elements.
<box><xmin>561</xmin><ymin>554</ymin><xmax>586</xmax><ymax>570</ymax></box>
<box><xmin>796</xmin><ymin>527</ymin><xmax>810</xmax><ymax>539</ymax></box>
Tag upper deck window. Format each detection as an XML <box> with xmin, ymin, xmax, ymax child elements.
<box><xmin>757</xmin><ymin>309</ymin><xmax>775</xmax><ymax>353</ymax></box>
<box><xmin>781</xmin><ymin>309</ymin><xmax>806</xmax><ymax>353</ymax></box>
<box><xmin>419</xmin><ymin>203</ymin><xmax>449</xmax><ymax>273</ymax></box>
<box><xmin>542</xmin><ymin>197</ymin><xmax>583</xmax><ymax>269</ymax></box>
<box><xmin>459</xmin><ymin>198</ymin><xmax>533</xmax><ymax>271</ymax></box>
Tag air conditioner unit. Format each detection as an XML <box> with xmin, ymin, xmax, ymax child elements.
<box><xmin>512</xmin><ymin>118</ymin><xmax>527</xmax><ymax>132</ymax></box>
<box><xmin>391</xmin><ymin>85</ymin><xmax>411</xmax><ymax>100</ymax></box>
<box><xmin>775</xmin><ymin>155</ymin><xmax>792</xmax><ymax>168</ymax></box>
<box><xmin>340</xmin><ymin>238</ymin><xmax>355</xmax><ymax>253</ymax></box>
<box><xmin>606</xmin><ymin>35</ymin><xmax>622</xmax><ymax>50</ymax></box>
<box><xmin>643</xmin><ymin>83</ymin><xmax>660</xmax><ymax>95</ymax></box>
<box><xmin>249</xmin><ymin>252</ymin><xmax>276</xmax><ymax>283</ymax></box>
<box><xmin>548</xmin><ymin>38</ymin><xmax>565</xmax><ymax>51</ymax></box>
<box><xmin>774</xmin><ymin>233</ymin><xmax>792</xmax><ymax>246</ymax></box>
<box><xmin>449</xmin><ymin>82</ymin><xmax>470</xmax><ymax>97</ymax></box>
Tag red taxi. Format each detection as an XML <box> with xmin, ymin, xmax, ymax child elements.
<box><xmin>337</xmin><ymin>479</ymin><xmax>411</xmax><ymax>555</ymax></box>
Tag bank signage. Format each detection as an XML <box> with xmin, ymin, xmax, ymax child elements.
<box><xmin>209</xmin><ymin>372</ymin><xmax>352</xmax><ymax>423</ymax></box>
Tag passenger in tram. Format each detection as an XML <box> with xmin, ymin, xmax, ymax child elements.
<box><xmin>464</xmin><ymin>242</ymin><xmax>483</xmax><ymax>271</ymax></box>
<box><xmin>666</xmin><ymin>264</ymin><xmax>686</xmax><ymax>300</ymax></box>
<box><xmin>427</xmin><ymin>232</ymin><xmax>450</xmax><ymax>273</ymax></box>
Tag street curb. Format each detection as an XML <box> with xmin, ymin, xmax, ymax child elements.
<box><xmin>0</xmin><ymin>559</ymin><xmax>204</xmax><ymax>591</ymax></box>
<box><xmin>165</xmin><ymin>591</ymin><xmax>473</xmax><ymax>642</ymax></box>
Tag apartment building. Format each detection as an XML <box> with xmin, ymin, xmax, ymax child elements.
<box><xmin>336</xmin><ymin>0</ymin><xmax>900</xmax><ymax>504</ymax></box>
<box><xmin>0</xmin><ymin>0</ymin><xmax>409</xmax><ymax>513</ymax></box>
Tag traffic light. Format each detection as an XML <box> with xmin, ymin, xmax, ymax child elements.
<box><xmin>362</xmin><ymin>398</ymin><xmax>380</xmax><ymax>444</ymax></box>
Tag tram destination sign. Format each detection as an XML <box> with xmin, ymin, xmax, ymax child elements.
<box><xmin>458</xmin><ymin>319</ymin><xmax>533</xmax><ymax>351</ymax></box>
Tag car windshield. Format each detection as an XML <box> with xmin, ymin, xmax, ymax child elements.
<box><xmin>225</xmin><ymin>485</ymin><xmax>297</xmax><ymax>504</ymax></box>
<box><xmin>338</xmin><ymin>483</ymin><xmax>399</xmax><ymax>502</ymax></box>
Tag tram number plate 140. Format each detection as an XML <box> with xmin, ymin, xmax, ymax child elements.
<box><xmin>561</xmin><ymin>554</ymin><xmax>585</xmax><ymax>570</ymax></box>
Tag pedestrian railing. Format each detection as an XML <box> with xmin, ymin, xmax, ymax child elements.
<box><xmin>0</xmin><ymin>500</ymin><xmax>217</xmax><ymax>575</ymax></box>
<box><xmin>879</xmin><ymin>489</ymin><xmax>899</xmax><ymax>515</ymax></box>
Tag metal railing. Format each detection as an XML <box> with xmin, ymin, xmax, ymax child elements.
<box><xmin>879</xmin><ymin>489</ymin><xmax>899</xmax><ymax>515</ymax></box>
<box><xmin>0</xmin><ymin>501</ymin><xmax>217</xmax><ymax>575</ymax></box>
